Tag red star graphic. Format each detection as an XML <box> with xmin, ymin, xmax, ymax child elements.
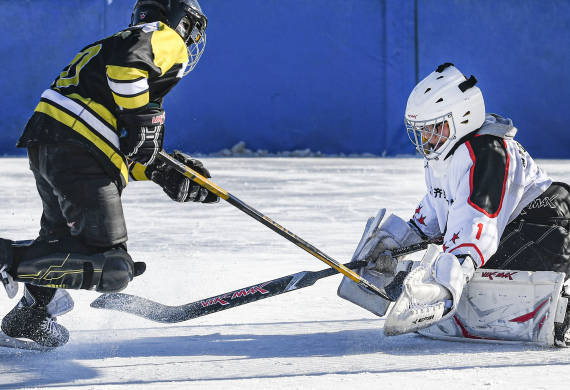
<box><xmin>451</xmin><ymin>233</ymin><xmax>460</xmax><ymax>244</ymax></box>
<box><xmin>443</xmin><ymin>244</ymin><xmax>448</xmax><ymax>252</ymax></box>
<box><xmin>415</xmin><ymin>205</ymin><xmax>422</xmax><ymax>215</ymax></box>
<box><xmin>417</xmin><ymin>215</ymin><xmax>426</xmax><ymax>225</ymax></box>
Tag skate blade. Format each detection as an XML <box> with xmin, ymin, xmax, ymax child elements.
<box><xmin>0</xmin><ymin>332</ymin><xmax>55</xmax><ymax>351</ymax></box>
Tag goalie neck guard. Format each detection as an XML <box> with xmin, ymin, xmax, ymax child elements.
<box><xmin>405</xmin><ymin>63</ymin><xmax>486</xmax><ymax>160</ymax></box>
<box><xmin>131</xmin><ymin>0</ymin><xmax>207</xmax><ymax>75</ymax></box>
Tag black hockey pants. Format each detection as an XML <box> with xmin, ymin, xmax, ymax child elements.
<box><xmin>484</xmin><ymin>182</ymin><xmax>570</xmax><ymax>276</ymax></box>
<box><xmin>28</xmin><ymin>143</ymin><xmax>127</xmax><ymax>246</ymax></box>
<box><xmin>6</xmin><ymin>144</ymin><xmax>137</xmax><ymax>301</ymax></box>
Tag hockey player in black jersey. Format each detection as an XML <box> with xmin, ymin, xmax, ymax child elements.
<box><xmin>0</xmin><ymin>0</ymin><xmax>218</xmax><ymax>348</ymax></box>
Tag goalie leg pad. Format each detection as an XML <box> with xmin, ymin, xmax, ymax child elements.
<box><xmin>418</xmin><ymin>268</ymin><xmax>567</xmax><ymax>346</ymax></box>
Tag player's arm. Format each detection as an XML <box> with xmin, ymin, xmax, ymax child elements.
<box><xmin>444</xmin><ymin>137</ymin><xmax>512</xmax><ymax>268</ymax></box>
<box><xmin>107</xmin><ymin>23</ymin><xmax>189</xmax><ymax>165</ymax></box>
<box><xmin>410</xmin><ymin>193</ymin><xmax>443</xmax><ymax>240</ymax></box>
<box><xmin>110</xmin><ymin>24</ymin><xmax>216</xmax><ymax>203</ymax></box>
<box><xmin>106</xmin><ymin>54</ymin><xmax>165</xmax><ymax>167</ymax></box>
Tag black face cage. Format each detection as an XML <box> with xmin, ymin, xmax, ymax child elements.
<box><xmin>175</xmin><ymin>11</ymin><xmax>207</xmax><ymax>76</ymax></box>
<box><xmin>176</xmin><ymin>13</ymin><xmax>205</xmax><ymax>45</ymax></box>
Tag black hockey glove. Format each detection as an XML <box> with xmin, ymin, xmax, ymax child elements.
<box><xmin>147</xmin><ymin>150</ymin><xmax>219</xmax><ymax>203</ymax></box>
<box><xmin>118</xmin><ymin>106</ymin><xmax>165</xmax><ymax>166</ymax></box>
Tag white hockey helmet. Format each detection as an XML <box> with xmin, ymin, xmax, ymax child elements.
<box><xmin>405</xmin><ymin>63</ymin><xmax>485</xmax><ymax>160</ymax></box>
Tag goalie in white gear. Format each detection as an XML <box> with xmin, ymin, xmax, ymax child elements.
<box><xmin>341</xmin><ymin>63</ymin><xmax>570</xmax><ymax>346</ymax></box>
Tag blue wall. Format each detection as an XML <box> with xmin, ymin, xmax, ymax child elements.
<box><xmin>1</xmin><ymin>0</ymin><xmax>569</xmax><ymax>157</ymax></box>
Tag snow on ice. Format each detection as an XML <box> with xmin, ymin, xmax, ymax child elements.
<box><xmin>1</xmin><ymin>157</ymin><xmax>570</xmax><ymax>389</ymax></box>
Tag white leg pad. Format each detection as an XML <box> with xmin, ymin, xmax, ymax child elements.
<box><xmin>418</xmin><ymin>269</ymin><xmax>567</xmax><ymax>346</ymax></box>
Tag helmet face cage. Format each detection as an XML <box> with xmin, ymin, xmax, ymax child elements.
<box><xmin>405</xmin><ymin>113</ymin><xmax>455</xmax><ymax>160</ymax></box>
<box><xmin>175</xmin><ymin>12</ymin><xmax>207</xmax><ymax>76</ymax></box>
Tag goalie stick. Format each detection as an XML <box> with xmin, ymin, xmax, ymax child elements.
<box><xmin>154</xmin><ymin>150</ymin><xmax>390</xmax><ymax>300</ymax></box>
<box><xmin>90</xmin><ymin>241</ymin><xmax>431</xmax><ymax>323</ymax></box>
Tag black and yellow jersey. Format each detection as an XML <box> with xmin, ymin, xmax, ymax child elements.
<box><xmin>17</xmin><ymin>22</ymin><xmax>189</xmax><ymax>188</ymax></box>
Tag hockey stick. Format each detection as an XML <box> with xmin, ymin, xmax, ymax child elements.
<box><xmin>90</xmin><ymin>241</ymin><xmax>431</xmax><ymax>323</ymax></box>
<box><xmin>154</xmin><ymin>150</ymin><xmax>391</xmax><ymax>300</ymax></box>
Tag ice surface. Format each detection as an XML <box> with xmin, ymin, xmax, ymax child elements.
<box><xmin>1</xmin><ymin>157</ymin><xmax>570</xmax><ymax>389</ymax></box>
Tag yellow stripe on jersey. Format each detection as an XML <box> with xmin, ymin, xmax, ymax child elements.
<box><xmin>106</xmin><ymin>65</ymin><xmax>149</xmax><ymax>81</ymax></box>
<box><xmin>40</xmin><ymin>89</ymin><xmax>119</xmax><ymax>148</ymax></box>
<box><xmin>106</xmin><ymin>65</ymin><xmax>150</xmax><ymax>109</ymax></box>
<box><xmin>65</xmin><ymin>93</ymin><xmax>118</xmax><ymax>130</ymax></box>
<box><xmin>129</xmin><ymin>161</ymin><xmax>150</xmax><ymax>181</ymax></box>
<box><xmin>111</xmin><ymin>91</ymin><xmax>150</xmax><ymax>110</ymax></box>
<box><xmin>151</xmin><ymin>23</ymin><xmax>189</xmax><ymax>76</ymax></box>
<box><xmin>35</xmin><ymin>101</ymin><xmax>129</xmax><ymax>184</ymax></box>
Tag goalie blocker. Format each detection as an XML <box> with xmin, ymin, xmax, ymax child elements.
<box><xmin>339</xmin><ymin>244</ymin><xmax>569</xmax><ymax>347</ymax></box>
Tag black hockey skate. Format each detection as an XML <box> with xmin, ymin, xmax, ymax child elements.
<box><xmin>1</xmin><ymin>286</ymin><xmax>72</xmax><ymax>348</ymax></box>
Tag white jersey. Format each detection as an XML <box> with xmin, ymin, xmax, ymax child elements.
<box><xmin>412</xmin><ymin>130</ymin><xmax>551</xmax><ymax>268</ymax></box>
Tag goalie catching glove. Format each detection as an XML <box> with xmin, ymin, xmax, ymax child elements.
<box><xmin>119</xmin><ymin>105</ymin><xmax>165</xmax><ymax>166</ymax></box>
<box><xmin>384</xmin><ymin>245</ymin><xmax>475</xmax><ymax>336</ymax></box>
<box><xmin>147</xmin><ymin>150</ymin><xmax>219</xmax><ymax>203</ymax></box>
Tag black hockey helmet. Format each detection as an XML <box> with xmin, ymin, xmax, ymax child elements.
<box><xmin>131</xmin><ymin>0</ymin><xmax>208</xmax><ymax>75</ymax></box>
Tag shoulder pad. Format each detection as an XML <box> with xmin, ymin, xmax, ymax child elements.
<box><xmin>150</xmin><ymin>23</ymin><xmax>189</xmax><ymax>76</ymax></box>
<box><xmin>477</xmin><ymin>113</ymin><xmax>518</xmax><ymax>139</ymax></box>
